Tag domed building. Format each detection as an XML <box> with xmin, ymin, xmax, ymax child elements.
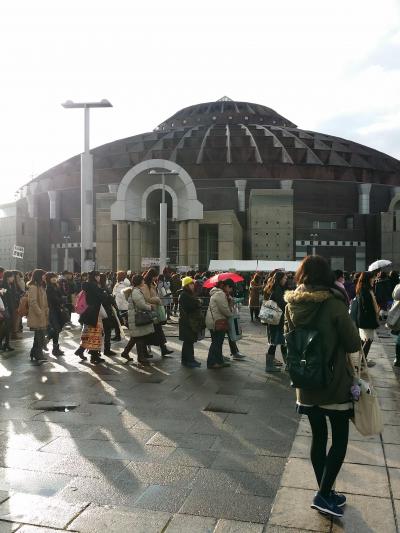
<box><xmin>4</xmin><ymin>96</ymin><xmax>400</xmax><ymax>272</ymax></box>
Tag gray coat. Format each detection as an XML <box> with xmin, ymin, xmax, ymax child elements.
<box><xmin>124</xmin><ymin>287</ymin><xmax>155</xmax><ymax>338</ymax></box>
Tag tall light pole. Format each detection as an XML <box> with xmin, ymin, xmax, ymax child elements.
<box><xmin>310</xmin><ymin>233</ymin><xmax>319</xmax><ymax>256</ymax></box>
<box><xmin>62</xmin><ymin>99</ymin><xmax>112</xmax><ymax>272</ymax></box>
<box><xmin>149</xmin><ymin>170</ymin><xmax>178</xmax><ymax>273</ymax></box>
<box><xmin>63</xmin><ymin>235</ymin><xmax>71</xmax><ymax>271</ymax></box>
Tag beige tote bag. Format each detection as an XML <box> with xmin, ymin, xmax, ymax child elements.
<box><xmin>351</xmin><ymin>351</ymin><xmax>384</xmax><ymax>436</ymax></box>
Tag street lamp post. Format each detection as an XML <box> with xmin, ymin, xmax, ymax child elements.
<box><xmin>310</xmin><ymin>233</ymin><xmax>319</xmax><ymax>256</ymax></box>
<box><xmin>62</xmin><ymin>99</ymin><xmax>112</xmax><ymax>272</ymax></box>
<box><xmin>149</xmin><ymin>170</ymin><xmax>178</xmax><ymax>273</ymax></box>
<box><xmin>63</xmin><ymin>235</ymin><xmax>71</xmax><ymax>271</ymax></box>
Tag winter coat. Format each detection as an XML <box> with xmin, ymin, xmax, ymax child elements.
<box><xmin>357</xmin><ymin>288</ymin><xmax>379</xmax><ymax>329</ymax></box>
<box><xmin>179</xmin><ymin>289</ymin><xmax>205</xmax><ymax>342</ymax></box>
<box><xmin>157</xmin><ymin>281</ymin><xmax>172</xmax><ymax>306</ymax></box>
<box><xmin>375</xmin><ymin>278</ymin><xmax>393</xmax><ymax>308</ymax></box>
<box><xmin>46</xmin><ymin>284</ymin><xmax>67</xmax><ymax>333</ymax></box>
<box><xmin>79</xmin><ymin>281</ymin><xmax>106</xmax><ymax>327</ymax></box>
<box><xmin>248</xmin><ymin>281</ymin><xmax>262</xmax><ymax>308</ymax></box>
<box><xmin>27</xmin><ymin>284</ymin><xmax>49</xmax><ymax>330</ymax></box>
<box><xmin>141</xmin><ymin>283</ymin><xmax>162</xmax><ymax>306</ymax></box>
<box><xmin>284</xmin><ymin>286</ymin><xmax>361</xmax><ymax>406</ymax></box>
<box><xmin>113</xmin><ymin>280</ymin><xmax>130</xmax><ymax>311</ymax></box>
<box><xmin>266</xmin><ymin>285</ymin><xmax>286</xmax><ymax>346</ymax></box>
<box><xmin>205</xmin><ymin>287</ymin><xmax>233</xmax><ymax>330</ymax></box>
<box><xmin>1</xmin><ymin>281</ymin><xmax>17</xmax><ymax>315</ymax></box>
<box><xmin>386</xmin><ymin>284</ymin><xmax>400</xmax><ymax>331</ymax></box>
<box><xmin>100</xmin><ymin>288</ymin><xmax>118</xmax><ymax>329</ymax></box>
<box><xmin>125</xmin><ymin>287</ymin><xmax>155</xmax><ymax>338</ymax></box>
<box><xmin>170</xmin><ymin>275</ymin><xmax>182</xmax><ymax>295</ymax></box>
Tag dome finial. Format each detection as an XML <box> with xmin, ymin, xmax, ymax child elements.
<box><xmin>217</xmin><ymin>96</ymin><xmax>233</xmax><ymax>102</ymax></box>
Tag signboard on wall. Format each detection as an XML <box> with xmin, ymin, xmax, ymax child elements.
<box><xmin>12</xmin><ymin>245</ymin><xmax>24</xmax><ymax>259</ymax></box>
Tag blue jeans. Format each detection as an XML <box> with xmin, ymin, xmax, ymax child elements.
<box><xmin>207</xmin><ymin>330</ymin><xmax>225</xmax><ymax>367</ymax></box>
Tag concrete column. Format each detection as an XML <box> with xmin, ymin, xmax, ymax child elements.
<box><xmin>129</xmin><ymin>222</ymin><xmax>142</xmax><ymax>273</ymax></box>
<box><xmin>179</xmin><ymin>221</ymin><xmax>188</xmax><ymax>266</ymax></box>
<box><xmin>48</xmin><ymin>190</ymin><xmax>60</xmax><ymax>220</ymax></box>
<box><xmin>116</xmin><ymin>222</ymin><xmax>129</xmax><ymax>270</ymax></box>
<box><xmin>234</xmin><ymin>180</ymin><xmax>247</xmax><ymax>212</ymax></box>
<box><xmin>359</xmin><ymin>183</ymin><xmax>372</xmax><ymax>214</ymax></box>
<box><xmin>187</xmin><ymin>220</ymin><xmax>199</xmax><ymax>267</ymax></box>
<box><xmin>27</xmin><ymin>182</ymin><xmax>38</xmax><ymax>218</ymax></box>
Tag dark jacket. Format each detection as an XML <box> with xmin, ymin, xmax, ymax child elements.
<box><xmin>179</xmin><ymin>289</ymin><xmax>205</xmax><ymax>343</ymax></box>
<box><xmin>357</xmin><ymin>288</ymin><xmax>379</xmax><ymax>329</ymax></box>
<box><xmin>1</xmin><ymin>281</ymin><xmax>17</xmax><ymax>315</ymax></box>
<box><xmin>100</xmin><ymin>288</ymin><xmax>118</xmax><ymax>329</ymax></box>
<box><xmin>285</xmin><ymin>286</ymin><xmax>361</xmax><ymax>406</ymax></box>
<box><xmin>266</xmin><ymin>284</ymin><xmax>286</xmax><ymax>345</ymax></box>
<box><xmin>375</xmin><ymin>278</ymin><xmax>392</xmax><ymax>308</ymax></box>
<box><xmin>79</xmin><ymin>282</ymin><xmax>106</xmax><ymax>327</ymax></box>
<box><xmin>46</xmin><ymin>284</ymin><xmax>67</xmax><ymax>333</ymax></box>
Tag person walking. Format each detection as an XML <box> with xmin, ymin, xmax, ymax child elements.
<box><xmin>112</xmin><ymin>271</ymin><xmax>130</xmax><ymax>340</ymax></box>
<box><xmin>123</xmin><ymin>275</ymin><xmax>155</xmax><ymax>365</ymax></box>
<box><xmin>46</xmin><ymin>272</ymin><xmax>67</xmax><ymax>356</ymax></box>
<box><xmin>356</xmin><ymin>271</ymin><xmax>379</xmax><ymax>367</ymax></box>
<box><xmin>206</xmin><ymin>280</ymin><xmax>233</xmax><ymax>369</ymax></box>
<box><xmin>248</xmin><ymin>273</ymin><xmax>263</xmax><ymax>321</ymax></box>
<box><xmin>170</xmin><ymin>272</ymin><xmax>182</xmax><ymax>316</ymax></box>
<box><xmin>264</xmin><ymin>271</ymin><xmax>288</xmax><ymax>372</ymax></box>
<box><xmin>390</xmin><ymin>283</ymin><xmax>400</xmax><ymax>367</ymax></box>
<box><xmin>157</xmin><ymin>274</ymin><xmax>173</xmax><ymax>321</ymax></box>
<box><xmin>179</xmin><ymin>276</ymin><xmax>204</xmax><ymax>368</ymax></box>
<box><xmin>142</xmin><ymin>269</ymin><xmax>173</xmax><ymax>357</ymax></box>
<box><xmin>99</xmin><ymin>273</ymin><xmax>119</xmax><ymax>356</ymax></box>
<box><xmin>27</xmin><ymin>269</ymin><xmax>49</xmax><ymax>362</ymax></box>
<box><xmin>0</xmin><ymin>271</ymin><xmax>17</xmax><ymax>352</ymax></box>
<box><xmin>285</xmin><ymin>255</ymin><xmax>361</xmax><ymax>518</ymax></box>
<box><xmin>75</xmin><ymin>271</ymin><xmax>106</xmax><ymax>364</ymax></box>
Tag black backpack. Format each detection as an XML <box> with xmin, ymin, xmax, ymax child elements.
<box><xmin>285</xmin><ymin>304</ymin><xmax>334</xmax><ymax>390</ymax></box>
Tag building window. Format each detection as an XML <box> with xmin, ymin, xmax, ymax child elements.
<box><xmin>313</xmin><ymin>221</ymin><xmax>337</xmax><ymax>230</ymax></box>
<box><xmin>21</xmin><ymin>223</ymin><xmax>25</xmax><ymax>236</ymax></box>
<box><xmin>346</xmin><ymin>216</ymin><xmax>354</xmax><ymax>230</ymax></box>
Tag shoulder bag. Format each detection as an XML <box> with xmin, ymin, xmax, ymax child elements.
<box><xmin>209</xmin><ymin>304</ymin><xmax>229</xmax><ymax>332</ymax></box>
<box><xmin>350</xmin><ymin>350</ymin><xmax>383</xmax><ymax>436</ymax></box>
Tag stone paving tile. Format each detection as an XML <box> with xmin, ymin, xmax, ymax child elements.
<box><xmin>116</xmin><ymin>461</ymin><xmax>199</xmax><ymax>488</ymax></box>
<box><xmin>0</xmin><ymin>449</ymin><xmax>61</xmax><ymax>473</ymax></box>
<box><xmin>264</xmin><ymin>526</ymin><xmax>320</xmax><ymax>533</ymax></box>
<box><xmin>133</xmin><ymin>484</ymin><xmax>191</xmax><ymax>513</ymax></box>
<box><xmin>388</xmin><ymin>467</ymin><xmax>400</xmax><ymax>498</ymax></box>
<box><xmin>40</xmin><ymin>436</ymin><xmax>173</xmax><ymax>462</ymax></box>
<box><xmin>167</xmin><ymin>448</ymin><xmax>218</xmax><ymax>468</ymax></box>
<box><xmin>381</xmin><ymin>425</ymin><xmax>400</xmax><ymax>444</ymax></box>
<box><xmin>0</xmin><ymin>493</ymin><xmax>10</xmax><ymax>505</ymax></box>
<box><xmin>0</xmin><ymin>522</ymin><xmax>19</xmax><ymax>532</ymax></box>
<box><xmin>211</xmin><ymin>451</ymin><xmax>286</xmax><ymax>475</ymax></box>
<box><xmin>147</xmin><ymin>431</ymin><xmax>217</xmax><ymax>451</ymax></box>
<box><xmin>165</xmin><ymin>513</ymin><xmax>216</xmax><ymax>532</ymax></box>
<box><xmin>0</xmin><ymin>433</ymin><xmax>57</xmax><ymax>451</ymax></box>
<box><xmin>0</xmin><ymin>493</ymin><xmax>88</xmax><ymax>529</ymax></box>
<box><xmin>214</xmin><ymin>519</ymin><xmax>264</xmax><ymax>532</ymax></box>
<box><xmin>68</xmin><ymin>504</ymin><xmax>171</xmax><ymax>532</ymax></box>
<box><xmin>16</xmin><ymin>527</ymin><xmax>74</xmax><ymax>533</ymax></box>
<box><xmin>383</xmin><ymin>443</ymin><xmax>400</xmax><ymax>468</ymax></box>
<box><xmin>85</xmin><ymin>426</ymin><xmax>156</xmax><ymax>444</ymax></box>
<box><xmin>58</xmin><ymin>476</ymin><xmax>148</xmax><ymax>507</ymax></box>
<box><xmin>383</xmin><ymin>411</ymin><xmax>400</xmax><ymax>425</ymax></box>
<box><xmin>0</xmin><ymin>467</ymin><xmax>72</xmax><ymax>497</ymax></box>
<box><xmin>331</xmin><ymin>493</ymin><xmax>396</xmax><ymax>532</ymax></box>
<box><xmin>379</xmin><ymin>397</ymin><xmax>400</xmax><ymax>411</ymax></box>
<box><xmin>47</xmin><ymin>454</ymin><xmax>129</xmax><ymax>479</ymax></box>
<box><xmin>179</xmin><ymin>487</ymin><xmax>272</xmax><ymax>523</ymax></box>
<box><xmin>269</xmin><ymin>486</ymin><xmax>331</xmax><ymax>532</ymax></box>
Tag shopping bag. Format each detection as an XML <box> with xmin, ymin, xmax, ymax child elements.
<box><xmin>351</xmin><ymin>351</ymin><xmax>384</xmax><ymax>436</ymax></box>
<box><xmin>259</xmin><ymin>300</ymin><xmax>282</xmax><ymax>325</ymax></box>
<box><xmin>228</xmin><ymin>314</ymin><xmax>242</xmax><ymax>341</ymax></box>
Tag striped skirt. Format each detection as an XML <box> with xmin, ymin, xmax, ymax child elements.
<box><xmin>80</xmin><ymin>322</ymin><xmax>103</xmax><ymax>350</ymax></box>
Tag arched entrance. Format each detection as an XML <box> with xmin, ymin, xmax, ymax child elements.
<box><xmin>110</xmin><ymin>159</ymin><xmax>203</xmax><ymax>271</ymax></box>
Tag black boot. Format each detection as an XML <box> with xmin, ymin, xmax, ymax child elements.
<box><xmin>89</xmin><ymin>350</ymin><xmax>104</xmax><ymax>364</ymax></box>
<box><xmin>52</xmin><ymin>345</ymin><xmax>65</xmax><ymax>356</ymax></box>
<box><xmin>75</xmin><ymin>346</ymin><xmax>87</xmax><ymax>361</ymax></box>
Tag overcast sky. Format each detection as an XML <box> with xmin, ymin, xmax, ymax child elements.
<box><xmin>1</xmin><ymin>0</ymin><xmax>399</xmax><ymax>202</ymax></box>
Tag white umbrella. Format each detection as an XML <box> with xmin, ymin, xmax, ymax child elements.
<box><xmin>368</xmin><ymin>259</ymin><xmax>392</xmax><ymax>272</ymax></box>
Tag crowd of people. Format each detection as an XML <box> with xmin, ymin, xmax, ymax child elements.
<box><xmin>0</xmin><ymin>257</ymin><xmax>399</xmax><ymax>518</ymax></box>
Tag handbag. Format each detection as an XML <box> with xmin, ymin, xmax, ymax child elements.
<box><xmin>209</xmin><ymin>305</ymin><xmax>229</xmax><ymax>332</ymax></box>
<box><xmin>154</xmin><ymin>305</ymin><xmax>167</xmax><ymax>325</ymax></box>
<box><xmin>259</xmin><ymin>300</ymin><xmax>283</xmax><ymax>325</ymax></box>
<box><xmin>135</xmin><ymin>310</ymin><xmax>154</xmax><ymax>326</ymax></box>
<box><xmin>350</xmin><ymin>350</ymin><xmax>384</xmax><ymax>436</ymax></box>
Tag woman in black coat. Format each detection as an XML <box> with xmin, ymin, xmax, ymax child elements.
<box><xmin>0</xmin><ymin>271</ymin><xmax>17</xmax><ymax>352</ymax></box>
<box><xmin>263</xmin><ymin>270</ymin><xmax>288</xmax><ymax>372</ymax></box>
<box><xmin>356</xmin><ymin>271</ymin><xmax>379</xmax><ymax>366</ymax></box>
<box><xmin>46</xmin><ymin>272</ymin><xmax>67</xmax><ymax>356</ymax></box>
<box><xmin>179</xmin><ymin>277</ymin><xmax>205</xmax><ymax>368</ymax></box>
<box><xmin>99</xmin><ymin>273</ymin><xmax>119</xmax><ymax>356</ymax></box>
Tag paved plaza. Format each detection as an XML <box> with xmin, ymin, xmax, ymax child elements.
<box><xmin>0</xmin><ymin>311</ymin><xmax>398</xmax><ymax>532</ymax></box>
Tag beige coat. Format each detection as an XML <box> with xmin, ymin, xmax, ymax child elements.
<box><xmin>141</xmin><ymin>283</ymin><xmax>161</xmax><ymax>305</ymax></box>
<box><xmin>27</xmin><ymin>284</ymin><xmax>49</xmax><ymax>330</ymax></box>
<box><xmin>124</xmin><ymin>287</ymin><xmax>155</xmax><ymax>338</ymax></box>
<box><xmin>205</xmin><ymin>287</ymin><xmax>233</xmax><ymax>330</ymax></box>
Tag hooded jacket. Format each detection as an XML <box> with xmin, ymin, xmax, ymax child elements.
<box><xmin>205</xmin><ymin>287</ymin><xmax>233</xmax><ymax>330</ymax></box>
<box><xmin>284</xmin><ymin>285</ymin><xmax>361</xmax><ymax>406</ymax></box>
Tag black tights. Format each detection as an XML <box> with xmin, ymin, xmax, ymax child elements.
<box><xmin>362</xmin><ymin>338</ymin><xmax>373</xmax><ymax>358</ymax></box>
<box><xmin>250</xmin><ymin>308</ymin><xmax>259</xmax><ymax>321</ymax></box>
<box><xmin>307</xmin><ymin>409</ymin><xmax>349</xmax><ymax>497</ymax></box>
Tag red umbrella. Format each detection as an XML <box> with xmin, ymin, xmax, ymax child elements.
<box><xmin>203</xmin><ymin>272</ymin><xmax>244</xmax><ymax>289</ymax></box>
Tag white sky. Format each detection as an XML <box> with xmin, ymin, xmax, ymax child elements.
<box><xmin>1</xmin><ymin>0</ymin><xmax>399</xmax><ymax>202</ymax></box>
